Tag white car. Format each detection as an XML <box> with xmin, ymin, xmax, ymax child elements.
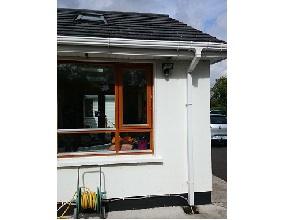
<box><xmin>210</xmin><ymin>114</ymin><xmax>227</xmax><ymax>146</ymax></box>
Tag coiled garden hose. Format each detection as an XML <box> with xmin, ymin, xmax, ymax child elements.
<box><xmin>57</xmin><ymin>187</ymin><xmax>97</xmax><ymax>219</ymax></box>
<box><xmin>80</xmin><ymin>188</ymin><xmax>97</xmax><ymax>210</ymax></box>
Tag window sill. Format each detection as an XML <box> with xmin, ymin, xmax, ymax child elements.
<box><xmin>57</xmin><ymin>154</ymin><xmax>163</xmax><ymax>168</ymax></box>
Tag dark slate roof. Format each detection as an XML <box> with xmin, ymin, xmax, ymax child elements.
<box><xmin>57</xmin><ymin>8</ymin><xmax>225</xmax><ymax>43</ymax></box>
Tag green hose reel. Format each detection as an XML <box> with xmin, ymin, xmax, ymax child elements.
<box><xmin>76</xmin><ymin>186</ymin><xmax>105</xmax><ymax>215</ymax></box>
<box><xmin>74</xmin><ymin>166</ymin><xmax>107</xmax><ymax>219</ymax></box>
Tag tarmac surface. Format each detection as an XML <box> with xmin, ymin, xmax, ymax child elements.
<box><xmin>211</xmin><ymin>146</ymin><xmax>227</xmax><ymax>181</ymax></box>
<box><xmin>64</xmin><ymin>175</ymin><xmax>227</xmax><ymax>219</ymax></box>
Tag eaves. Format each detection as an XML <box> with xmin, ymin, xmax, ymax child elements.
<box><xmin>57</xmin><ymin>36</ymin><xmax>227</xmax><ymax>64</ymax></box>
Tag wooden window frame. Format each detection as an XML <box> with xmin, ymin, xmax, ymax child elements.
<box><xmin>57</xmin><ymin>62</ymin><xmax>153</xmax><ymax>158</ymax></box>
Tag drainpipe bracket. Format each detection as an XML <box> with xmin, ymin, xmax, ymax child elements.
<box><xmin>187</xmin><ymin>47</ymin><xmax>203</xmax><ymax>73</ymax></box>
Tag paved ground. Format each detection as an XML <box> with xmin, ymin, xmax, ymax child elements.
<box><xmin>106</xmin><ymin>175</ymin><xmax>226</xmax><ymax>219</ymax></box>
<box><xmin>68</xmin><ymin>175</ymin><xmax>227</xmax><ymax>219</ymax></box>
<box><xmin>211</xmin><ymin>145</ymin><xmax>227</xmax><ymax>181</ymax></box>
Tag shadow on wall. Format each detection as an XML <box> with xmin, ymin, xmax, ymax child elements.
<box><xmin>158</xmin><ymin>60</ymin><xmax>210</xmax><ymax>87</ymax></box>
<box><xmin>192</xmin><ymin>60</ymin><xmax>210</xmax><ymax>88</ymax></box>
<box><xmin>158</xmin><ymin>61</ymin><xmax>190</xmax><ymax>81</ymax></box>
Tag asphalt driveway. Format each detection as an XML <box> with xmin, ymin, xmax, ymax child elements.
<box><xmin>211</xmin><ymin>145</ymin><xmax>227</xmax><ymax>181</ymax></box>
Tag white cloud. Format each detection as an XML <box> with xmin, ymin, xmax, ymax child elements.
<box><xmin>210</xmin><ymin>60</ymin><xmax>227</xmax><ymax>88</ymax></box>
<box><xmin>80</xmin><ymin>0</ymin><xmax>113</xmax><ymax>9</ymax></box>
<box><xmin>204</xmin><ymin>12</ymin><xmax>227</xmax><ymax>41</ymax></box>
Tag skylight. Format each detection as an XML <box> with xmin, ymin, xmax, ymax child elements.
<box><xmin>75</xmin><ymin>13</ymin><xmax>107</xmax><ymax>24</ymax></box>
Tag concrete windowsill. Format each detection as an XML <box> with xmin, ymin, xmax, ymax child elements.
<box><xmin>57</xmin><ymin>154</ymin><xmax>163</xmax><ymax>168</ymax></box>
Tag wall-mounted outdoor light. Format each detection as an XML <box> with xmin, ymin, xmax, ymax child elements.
<box><xmin>162</xmin><ymin>63</ymin><xmax>174</xmax><ymax>77</ymax></box>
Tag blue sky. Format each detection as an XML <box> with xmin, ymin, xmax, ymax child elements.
<box><xmin>57</xmin><ymin>0</ymin><xmax>227</xmax><ymax>87</ymax></box>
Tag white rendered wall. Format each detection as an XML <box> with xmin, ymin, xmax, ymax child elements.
<box><xmin>57</xmin><ymin>60</ymin><xmax>212</xmax><ymax>202</ymax></box>
<box><xmin>191</xmin><ymin>60</ymin><xmax>212</xmax><ymax>192</ymax></box>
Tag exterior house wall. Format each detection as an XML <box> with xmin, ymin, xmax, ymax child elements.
<box><xmin>191</xmin><ymin>61</ymin><xmax>212</xmax><ymax>192</ymax></box>
<box><xmin>57</xmin><ymin>59</ymin><xmax>211</xmax><ymax>202</ymax></box>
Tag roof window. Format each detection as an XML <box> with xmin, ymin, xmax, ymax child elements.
<box><xmin>75</xmin><ymin>13</ymin><xmax>107</xmax><ymax>24</ymax></box>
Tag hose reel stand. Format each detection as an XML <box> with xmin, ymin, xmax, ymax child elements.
<box><xmin>74</xmin><ymin>166</ymin><xmax>107</xmax><ymax>219</ymax></box>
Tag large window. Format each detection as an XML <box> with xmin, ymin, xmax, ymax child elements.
<box><xmin>57</xmin><ymin>62</ymin><xmax>153</xmax><ymax>157</ymax></box>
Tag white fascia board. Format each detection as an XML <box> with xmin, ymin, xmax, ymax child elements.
<box><xmin>57</xmin><ymin>45</ymin><xmax>196</xmax><ymax>60</ymax></box>
<box><xmin>57</xmin><ymin>36</ymin><xmax>227</xmax><ymax>55</ymax></box>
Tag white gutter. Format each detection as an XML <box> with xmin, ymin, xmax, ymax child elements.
<box><xmin>57</xmin><ymin>36</ymin><xmax>226</xmax><ymax>52</ymax></box>
<box><xmin>186</xmin><ymin>47</ymin><xmax>203</xmax><ymax>206</ymax></box>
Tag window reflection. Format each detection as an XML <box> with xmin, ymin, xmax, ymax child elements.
<box><xmin>122</xmin><ymin>69</ymin><xmax>147</xmax><ymax>125</ymax></box>
<box><xmin>57</xmin><ymin>64</ymin><xmax>115</xmax><ymax>129</ymax></box>
<box><xmin>58</xmin><ymin>132</ymin><xmax>114</xmax><ymax>153</ymax></box>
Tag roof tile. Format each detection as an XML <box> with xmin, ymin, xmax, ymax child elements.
<box><xmin>57</xmin><ymin>8</ymin><xmax>225</xmax><ymax>43</ymax></box>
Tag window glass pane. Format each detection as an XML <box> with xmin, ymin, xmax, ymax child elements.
<box><xmin>58</xmin><ymin>132</ymin><xmax>114</xmax><ymax>153</ymax></box>
<box><xmin>105</xmin><ymin>95</ymin><xmax>115</xmax><ymax>128</ymax></box>
<box><xmin>122</xmin><ymin>69</ymin><xmax>147</xmax><ymax>125</ymax></box>
<box><xmin>118</xmin><ymin>132</ymin><xmax>150</xmax><ymax>151</ymax></box>
<box><xmin>57</xmin><ymin>64</ymin><xmax>115</xmax><ymax>129</ymax></box>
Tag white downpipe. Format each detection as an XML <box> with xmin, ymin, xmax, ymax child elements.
<box><xmin>187</xmin><ymin>48</ymin><xmax>203</xmax><ymax>206</ymax></box>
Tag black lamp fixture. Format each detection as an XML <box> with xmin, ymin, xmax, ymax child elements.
<box><xmin>162</xmin><ymin>63</ymin><xmax>174</xmax><ymax>77</ymax></box>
